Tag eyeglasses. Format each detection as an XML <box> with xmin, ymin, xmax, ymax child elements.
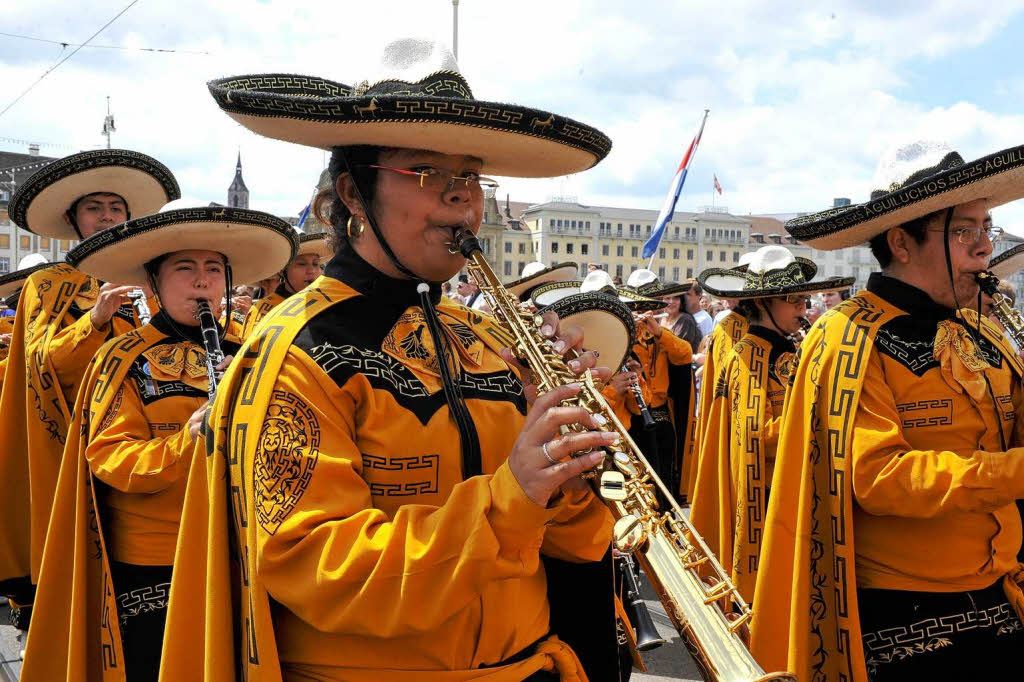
<box><xmin>927</xmin><ymin>225</ymin><xmax>1004</xmax><ymax>245</ymax></box>
<box><xmin>367</xmin><ymin>165</ymin><xmax>499</xmax><ymax>194</ymax></box>
<box><xmin>783</xmin><ymin>294</ymin><xmax>810</xmax><ymax>306</ymax></box>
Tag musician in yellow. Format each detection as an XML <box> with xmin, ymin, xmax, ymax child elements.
<box><xmin>239</xmin><ymin>231</ymin><xmax>332</xmax><ymax>339</ymax></box>
<box><xmin>21</xmin><ymin>207</ymin><xmax>297</xmax><ymax>682</ymax></box>
<box><xmin>0</xmin><ymin>150</ymin><xmax>178</xmax><ymax>626</ymax></box>
<box><xmin>0</xmin><ymin>257</ymin><xmax>52</xmax><ymax>368</ymax></box>
<box><xmin>752</xmin><ymin>140</ymin><xmax>1024</xmax><ymax>681</ymax></box>
<box><xmin>690</xmin><ymin>245</ymin><xmax>852</xmax><ymax>601</ymax></box>
<box><xmin>163</xmin><ymin>39</ymin><xmax>620</xmax><ymax>681</ymax></box>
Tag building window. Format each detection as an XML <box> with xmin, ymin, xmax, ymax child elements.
<box><xmin>659</xmin><ymin>248</ymin><xmax>666</xmax><ymax>259</ymax></box>
<box><xmin>658</xmin><ymin>266</ymin><xmax>666</xmax><ymax>278</ymax></box>
<box><xmin>61</xmin><ymin>239</ymin><xmax>71</xmax><ymax>251</ymax></box>
<box><xmin>566</xmin><ymin>243</ymin><xmax>574</xmax><ymax>254</ymax></box>
<box><xmin>706</xmin><ymin>250</ymin><xmax>712</xmax><ymax>261</ymax></box>
<box><xmin>518</xmin><ymin>261</ymin><xmax>526</xmax><ymax>274</ymax></box>
<box><xmin>686</xmin><ymin>267</ymin><xmax>693</xmax><ymax>278</ymax></box>
<box><xmin>617</xmin><ymin>224</ymin><xmax>623</xmax><ymax>236</ymax></box>
<box><xmin>616</xmin><ymin>245</ymin><xmax>624</xmax><ymax>257</ymax></box>
<box><xmin>40</xmin><ymin>237</ymin><xmax>50</xmax><ymax>249</ymax></box>
<box><xmin>518</xmin><ymin>243</ymin><xmax>525</xmax><ymax>254</ymax></box>
<box><xmin>551</xmin><ymin>242</ymin><xmax>559</xmax><ymax>254</ymax></box>
<box><xmin>503</xmin><ymin>262</ymin><xmax>512</xmax><ymax>276</ymax></box>
<box><xmin>0</xmin><ymin>257</ymin><xmax>8</xmax><ymax>274</ymax></box>
<box><xmin>673</xmin><ymin>227</ymin><xmax>679</xmax><ymax>238</ymax></box>
<box><xmin>0</xmin><ymin>234</ymin><xmax>8</xmax><ymax>248</ymax></box>
<box><xmin>672</xmin><ymin>266</ymin><xmax>679</xmax><ymax>281</ymax></box>
<box><xmin>687</xmin><ymin>249</ymin><xmax>694</xmax><ymax>259</ymax></box>
<box><xmin>673</xmin><ymin>248</ymin><xmax>680</xmax><ymax>259</ymax></box>
<box><xmin>615</xmin><ymin>264</ymin><xmax>623</xmax><ymax>278</ymax></box>
<box><xmin>20</xmin><ymin>236</ymin><xmax>30</xmax><ymax>250</ymax></box>
<box><xmin>504</xmin><ymin>241</ymin><xmax>512</xmax><ymax>253</ymax></box>
<box><xmin>732</xmin><ymin>252</ymin><xmax>740</xmax><ymax>263</ymax></box>
<box><xmin>645</xmin><ymin>225</ymin><xmax>652</xmax><ymax>237</ymax></box>
<box><xmin>719</xmin><ymin>250</ymin><xmax>726</xmax><ymax>261</ymax></box>
<box><xmin>631</xmin><ymin>246</ymin><xmax>638</xmax><ymax>258</ymax></box>
<box><xmin>581</xmin><ymin>243</ymin><xmax>589</xmax><ymax>255</ymax></box>
<box><xmin>602</xmin><ymin>244</ymin><xmax>610</xmax><ymax>256</ymax></box>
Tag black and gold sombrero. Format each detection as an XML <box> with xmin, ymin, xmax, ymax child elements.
<box><xmin>8</xmin><ymin>149</ymin><xmax>180</xmax><ymax>240</ymax></box>
<box><xmin>208</xmin><ymin>38</ymin><xmax>611</xmax><ymax>179</ymax></box>
<box><xmin>296</xmin><ymin>231</ymin><xmax>334</xmax><ymax>261</ymax></box>
<box><xmin>0</xmin><ymin>260</ymin><xmax>58</xmax><ymax>300</ymax></box>
<box><xmin>533</xmin><ymin>270</ymin><xmax>667</xmax><ymax>313</ymax></box>
<box><xmin>505</xmin><ymin>261</ymin><xmax>578</xmax><ymax>301</ymax></box>
<box><xmin>785</xmin><ymin>141</ymin><xmax>1024</xmax><ymax>250</ymax></box>
<box><xmin>67</xmin><ymin>207</ymin><xmax>298</xmax><ymax>287</ymax></box>
<box><xmin>990</xmin><ymin>243</ymin><xmax>1024</xmax><ymax>279</ymax></box>
<box><xmin>540</xmin><ymin>291</ymin><xmax>636</xmax><ymax>371</ymax></box>
<box><xmin>699</xmin><ymin>245</ymin><xmax>853</xmax><ymax>300</ymax></box>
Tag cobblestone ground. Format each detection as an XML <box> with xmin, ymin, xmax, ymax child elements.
<box><xmin>0</xmin><ymin>601</ymin><xmax>23</xmax><ymax>681</ymax></box>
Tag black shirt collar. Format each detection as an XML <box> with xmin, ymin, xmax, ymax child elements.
<box><xmin>867</xmin><ymin>273</ymin><xmax>954</xmax><ymax>321</ymax></box>
<box><xmin>324</xmin><ymin>241</ymin><xmax>443</xmax><ymax>308</ymax></box>
<box><xmin>748</xmin><ymin>324</ymin><xmax>795</xmax><ymax>353</ymax></box>
<box><xmin>150</xmin><ymin>309</ymin><xmax>207</xmax><ymax>345</ymax></box>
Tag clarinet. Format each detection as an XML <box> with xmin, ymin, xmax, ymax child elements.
<box><xmin>194</xmin><ymin>299</ymin><xmax>225</xmax><ymax>399</ymax></box>
<box><xmin>977</xmin><ymin>271</ymin><xmax>1024</xmax><ymax>350</ymax></box>
<box><xmin>127</xmin><ymin>288</ymin><xmax>152</xmax><ymax>325</ymax></box>
<box><xmin>625</xmin><ymin>361</ymin><xmax>656</xmax><ymax>430</ymax></box>
<box><xmin>618</xmin><ymin>554</ymin><xmax>667</xmax><ymax>652</ymax></box>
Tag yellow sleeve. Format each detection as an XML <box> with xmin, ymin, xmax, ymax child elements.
<box><xmin>48</xmin><ymin>310</ymin><xmax>110</xmax><ymax>395</ymax></box>
<box><xmin>657</xmin><ymin>328</ymin><xmax>693</xmax><ymax>364</ymax></box>
<box><xmin>257</xmin><ymin>349</ymin><xmax>569</xmax><ymax>637</ymax></box>
<box><xmin>602</xmin><ymin>383</ymin><xmax>633</xmax><ymax>427</ymax></box>
<box><xmin>85</xmin><ymin>382</ymin><xmax>195</xmax><ymax>494</ymax></box>
<box><xmin>764</xmin><ymin>397</ymin><xmax>782</xmax><ymax>454</ymax></box>
<box><xmin>541</xmin><ymin>489</ymin><xmax>612</xmax><ymax>563</ymax></box>
<box><xmin>851</xmin><ymin>350</ymin><xmax>1024</xmax><ymax>517</ymax></box>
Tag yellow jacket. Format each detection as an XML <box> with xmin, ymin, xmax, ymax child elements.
<box><xmin>751</xmin><ymin>275</ymin><xmax>1024</xmax><ymax>682</ymax></box>
<box><xmin>0</xmin><ymin>265</ymin><xmax>151</xmax><ymax>588</ymax></box>
<box><xmin>239</xmin><ymin>288</ymin><xmax>285</xmax><ymax>340</ymax></box>
<box><xmin>161</xmin><ymin>251</ymin><xmax>613</xmax><ymax>682</ymax></box>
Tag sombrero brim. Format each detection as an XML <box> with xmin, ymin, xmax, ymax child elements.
<box><xmin>208</xmin><ymin>74</ymin><xmax>611</xmax><ymax>178</ymax></box>
<box><xmin>297</xmin><ymin>233</ymin><xmax>334</xmax><ymax>260</ymax></box>
<box><xmin>0</xmin><ymin>262</ymin><xmax>59</xmax><ymax>300</ymax></box>
<box><xmin>785</xmin><ymin>145</ymin><xmax>1024</xmax><ymax>250</ymax></box>
<box><xmin>8</xmin><ymin>150</ymin><xmax>180</xmax><ymax>239</ymax></box>
<box><xmin>990</xmin><ymin>243</ymin><xmax>1024</xmax><ymax>279</ymax></box>
<box><xmin>644</xmin><ymin>282</ymin><xmax>692</xmax><ymax>298</ymax></box>
<box><xmin>699</xmin><ymin>270</ymin><xmax>856</xmax><ymax>300</ymax></box>
<box><xmin>505</xmin><ymin>262</ymin><xmax>578</xmax><ymax>299</ymax></box>
<box><xmin>531</xmin><ymin>280</ymin><xmax>665</xmax><ymax>312</ymax></box>
<box><xmin>708</xmin><ymin>258</ymin><xmax>817</xmax><ymax>282</ymax></box>
<box><xmin>67</xmin><ymin>207</ymin><xmax>298</xmax><ymax>287</ymax></box>
<box><xmin>539</xmin><ymin>292</ymin><xmax>635</xmax><ymax>371</ymax></box>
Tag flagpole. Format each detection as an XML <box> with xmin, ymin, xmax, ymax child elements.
<box><xmin>646</xmin><ymin>108</ymin><xmax>710</xmax><ymax>271</ymax></box>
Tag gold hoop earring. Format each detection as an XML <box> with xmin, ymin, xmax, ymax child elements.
<box><xmin>347</xmin><ymin>214</ymin><xmax>366</xmax><ymax>239</ymax></box>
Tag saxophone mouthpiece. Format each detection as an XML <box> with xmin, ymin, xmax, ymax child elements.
<box><xmin>452</xmin><ymin>227</ymin><xmax>482</xmax><ymax>258</ymax></box>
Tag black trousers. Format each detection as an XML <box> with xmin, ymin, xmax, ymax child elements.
<box><xmin>859</xmin><ymin>580</ymin><xmax>1024</xmax><ymax>681</ymax></box>
<box><xmin>110</xmin><ymin>561</ymin><xmax>173</xmax><ymax>682</ymax></box>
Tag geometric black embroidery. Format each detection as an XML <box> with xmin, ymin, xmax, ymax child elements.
<box><xmin>876</xmin><ymin>316</ymin><xmax>1004</xmax><ymax>376</ymax></box>
<box><xmin>254</xmin><ymin>390</ymin><xmax>320</xmax><ymax>535</ymax></box>
<box><xmin>896</xmin><ymin>399</ymin><xmax>953</xmax><ymax>428</ymax></box>
<box><xmin>115</xmin><ymin>581</ymin><xmax>170</xmax><ymax>627</ymax></box>
<box><xmin>361</xmin><ymin>453</ymin><xmax>439</xmax><ymax>497</ymax></box>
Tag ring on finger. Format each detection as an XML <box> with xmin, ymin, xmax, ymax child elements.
<box><xmin>541</xmin><ymin>441</ymin><xmax>558</xmax><ymax>465</ymax></box>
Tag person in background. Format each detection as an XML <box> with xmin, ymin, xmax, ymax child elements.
<box><xmin>684</xmin><ymin>279</ymin><xmax>713</xmax><ymax>340</ymax></box>
<box><xmin>821</xmin><ymin>288</ymin><xmax>850</xmax><ymax>309</ymax></box>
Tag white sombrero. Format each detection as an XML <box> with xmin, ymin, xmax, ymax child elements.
<box><xmin>504</xmin><ymin>261</ymin><xmax>578</xmax><ymax>300</ymax></box>
<box><xmin>8</xmin><ymin>149</ymin><xmax>180</xmax><ymax>240</ymax></box>
<box><xmin>786</xmin><ymin>140</ymin><xmax>1024</xmax><ymax>250</ymax></box>
<box><xmin>66</xmin><ymin>206</ymin><xmax>299</xmax><ymax>287</ymax></box>
<box><xmin>990</xmin><ymin>243</ymin><xmax>1024</xmax><ymax>279</ymax></box>
<box><xmin>296</xmin><ymin>231</ymin><xmax>334</xmax><ymax>260</ymax></box>
<box><xmin>207</xmin><ymin>38</ymin><xmax>611</xmax><ymax>179</ymax></box>
<box><xmin>0</xmin><ymin>257</ymin><xmax>58</xmax><ymax>300</ymax></box>
<box><xmin>625</xmin><ymin>268</ymin><xmax>693</xmax><ymax>298</ymax></box>
<box><xmin>533</xmin><ymin>269</ymin><xmax>667</xmax><ymax>313</ymax></box>
<box><xmin>699</xmin><ymin>245</ymin><xmax>854</xmax><ymax>300</ymax></box>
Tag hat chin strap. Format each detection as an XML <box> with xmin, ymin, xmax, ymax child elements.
<box><xmin>337</xmin><ymin>149</ymin><xmax>423</xmax><ymax>282</ymax></box>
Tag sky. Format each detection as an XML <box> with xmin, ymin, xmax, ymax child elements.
<box><xmin>2</xmin><ymin>0</ymin><xmax>1024</xmax><ymax>233</ymax></box>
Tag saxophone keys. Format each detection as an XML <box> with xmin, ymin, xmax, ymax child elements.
<box><xmin>612</xmin><ymin>514</ymin><xmax>646</xmax><ymax>553</ymax></box>
<box><xmin>599</xmin><ymin>470</ymin><xmax>627</xmax><ymax>502</ymax></box>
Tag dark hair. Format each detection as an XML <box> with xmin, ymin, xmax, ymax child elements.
<box><xmin>457</xmin><ymin>274</ymin><xmax>469</xmax><ymax>283</ymax></box>
<box><xmin>735</xmin><ymin>298</ymin><xmax>764</xmax><ymax>322</ymax></box>
<box><xmin>312</xmin><ymin>145</ymin><xmax>385</xmax><ymax>249</ymax></box>
<box><xmin>868</xmin><ymin>209</ymin><xmax>943</xmax><ymax>268</ymax></box>
<box><xmin>685</xmin><ymin>279</ymin><xmax>703</xmax><ymax>296</ymax></box>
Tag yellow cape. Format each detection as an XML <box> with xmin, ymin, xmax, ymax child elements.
<box><xmin>688</xmin><ymin>311</ymin><xmax>747</xmax><ymax>499</ymax></box>
<box><xmin>750</xmin><ymin>294</ymin><xmax>1024</xmax><ymax>681</ymax></box>
<box><xmin>239</xmin><ymin>290</ymin><xmax>284</xmax><ymax>341</ymax></box>
<box><xmin>691</xmin><ymin>331</ymin><xmax>780</xmax><ymax>601</ymax></box>
<box><xmin>160</xmin><ymin>280</ymin><xmax>588</xmax><ymax>682</ymax></box>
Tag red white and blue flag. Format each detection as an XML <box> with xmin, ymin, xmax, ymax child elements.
<box><xmin>642</xmin><ymin>109</ymin><xmax>710</xmax><ymax>261</ymax></box>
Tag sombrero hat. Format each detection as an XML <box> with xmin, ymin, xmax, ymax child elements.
<box><xmin>504</xmin><ymin>261</ymin><xmax>578</xmax><ymax>301</ymax></box>
<box><xmin>699</xmin><ymin>245</ymin><xmax>854</xmax><ymax>300</ymax></box>
<box><xmin>623</xmin><ymin>269</ymin><xmax>693</xmax><ymax>299</ymax></box>
<box><xmin>537</xmin><ymin>291</ymin><xmax>636</xmax><ymax>371</ymax></box>
<box><xmin>532</xmin><ymin>270</ymin><xmax>667</xmax><ymax>313</ymax></box>
<box><xmin>207</xmin><ymin>38</ymin><xmax>611</xmax><ymax>179</ymax></box>
<box><xmin>0</xmin><ymin>259</ymin><xmax>58</xmax><ymax>300</ymax></box>
<box><xmin>990</xmin><ymin>242</ymin><xmax>1024</xmax><ymax>279</ymax></box>
<box><xmin>66</xmin><ymin>206</ymin><xmax>299</xmax><ymax>288</ymax></box>
<box><xmin>785</xmin><ymin>140</ymin><xmax>1024</xmax><ymax>250</ymax></box>
<box><xmin>8</xmin><ymin>149</ymin><xmax>180</xmax><ymax>240</ymax></box>
<box><xmin>296</xmin><ymin>231</ymin><xmax>334</xmax><ymax>260</ymax></box>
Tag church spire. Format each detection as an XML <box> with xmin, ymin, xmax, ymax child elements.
<box><xmin>228</xmin><ymin>150</ymin><xmax>249</xmax><ymax>208</ymax></box>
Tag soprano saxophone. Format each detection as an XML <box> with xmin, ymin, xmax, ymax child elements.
<box><xmin>453</xmin><ymin>229</ymin><xmax>793</xmax><ymax>682</ymax></box>
<box><xmin>977</xmin><ymin>271</ymin><xmax>1024</xmax><ymax>350</ymax></box>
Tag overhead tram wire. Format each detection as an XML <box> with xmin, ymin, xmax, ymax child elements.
<box><xmin>0</xmin><ymin>31</ymin><xmax>212</xmax><ymax>56</ymax></box>
<box><xmin>0</xmin><ymin>0</ymin><xmax>144</xmax><ymax>120</ymax></box>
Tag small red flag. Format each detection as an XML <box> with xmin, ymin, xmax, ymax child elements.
<box><xmin>713</xmin><ymin>174</ymin><xmax>723</xmax><ymax>195</ymax></box>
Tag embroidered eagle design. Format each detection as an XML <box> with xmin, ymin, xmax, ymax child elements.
<box><xmin>400</xmin><ymin>325</ymin><xmax>431</xmax><ymax>360</ymax></box>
